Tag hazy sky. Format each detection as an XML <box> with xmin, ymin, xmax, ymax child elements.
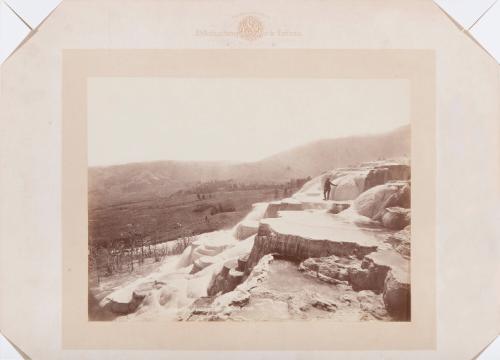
<box><xmin>88</xmin><ymin>78</ymin><xmax>409</xmax><ymax>166</ymax></box>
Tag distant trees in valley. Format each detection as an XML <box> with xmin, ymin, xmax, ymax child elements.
<box><xmin>88</xmin><ymin>175</ymin><xmax>312</xmax><ymax>284</ymax></box>
<box><xmin>187</xmin><ymin>176</ymin><xmax>312</xmax><ymax>200</ymax></box>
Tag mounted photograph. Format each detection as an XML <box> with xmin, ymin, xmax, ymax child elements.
<box><xmin>87</xmin><ymin>77</ymin><xmax>412</xmax><ymax>322</ymax></box>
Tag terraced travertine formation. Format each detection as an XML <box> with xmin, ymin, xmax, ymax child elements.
<box><xmin>98</xmin><ymin>160</ymin><xmax>412</xmax><ymax>321</ymax></box>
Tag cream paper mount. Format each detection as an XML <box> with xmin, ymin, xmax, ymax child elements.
<box><xmin>62</xmin><ymin>49</ymin><xmax>434</xmax><ymax>350</ymax></box>
<box><xmin>0</xmin><ymin>0</ymin><xmax>499</xmax><ymax>359</ymax></box>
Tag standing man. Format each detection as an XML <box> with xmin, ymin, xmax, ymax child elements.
<box><xmin>323</xmin><ymin>177</ymin><xmax>337</xmax><ymax>200</ymax></box>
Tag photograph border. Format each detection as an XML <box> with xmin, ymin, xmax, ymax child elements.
<box><xmin>62</xmin><ymin>49</ymin><xmax>436</xmax><ymax>350</ymax></box>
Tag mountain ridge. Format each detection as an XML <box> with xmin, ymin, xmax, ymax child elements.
<box><xmin>89</xmin><ymin>125</ymin><xmax>410</xmax><ymax>208</ymax></box>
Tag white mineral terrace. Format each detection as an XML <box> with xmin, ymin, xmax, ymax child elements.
<box><xmin>260</xmin><ymin>210</ymin><xmax>385</xmax><ymax>247</ymax></box>
<box><xmin>366</xmin><ymin>249</ymin><xmax>410</xmax><ymax>284</ymax></box>
<box><xmin>96</xmin><ymin>160</ymin><xmax>411</xmax><ymax>320</ymax></box>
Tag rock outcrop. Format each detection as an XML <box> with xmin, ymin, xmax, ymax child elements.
<box><xmin>245</xmin><ymin>222</ymin><xmax>378</xmax><ymax>273</ymax></box>
<box><xmin>363</xmin><ymin>163</ymin><xmax>411</xmax><ymax>190</ymax></box>
<box><xmin>328</xmin><ymin>202</ymin><xmax>351</xmax><ymax>214</ymax></box>
<box><xmin>182</xmin><ymin>255</ymin><xmax>275</xmax><ymax>321</ymax></box>
<box><xmin>367</xmin><ymin>250</ymin><xmax>410</xmax><ymax>320</ymax></box>
<box><xmin>263</xmin><ymin>199</ymin><xmax>303</xmax><ymax>218</ymax></box>
<box><xmin>381</xmin><ymin>207</ymin><xmax>411</xmax><ymax>230</ymax></box>
<box><xmin>354</xmin><ymin>183</ymin><xmax>400</xmax><ymax>219</ymax></box>
<box><xmin>353</xmin><ymin>182</ymin><xmax>410</xmax><ymax>220</ymax></box>
<box><xmin>102</xmin><ymin>289</ymin><xmax>148</xmax><ymax>315</ymax></box>
<box><xmin>234</xmin><ymin>220</ymin><xmax>259</xmax><ymax>240</ymax></box>
<box><xmin>299</xmin><ymin>248</ymin><xmax>410</xmax><ymax>320</ymax></box>
<box><xmin>186</xmin><ymin>231</ymin><xmax>254</xmax><ymax>274</ymax></box>
<box><xmin>385</xmin><ymin>225</ymin><xmax>411</xmax><ymax>259</ymax></box>
<box><xmin>330</xmin><ymin>170</ymin><xmax>367</xmax><ymax>201</ymax></box>
<box><xmin>324</xmin><ymin>162</ymin><xmax>410</xmax><ymax>202</ymax></box>
<box><xmin>300</xmin><ymin>253</ymin><xmax>394</xmax><ymax>293</ymax></box>
<box><xmin>185</xmin><ymin>256</ymin><xmax>391</xmax><ymax>321</ymax></box>
<box><xmin>299</xmin><ymin>256</ymin><xmax>351</xmax><ymax>285</ymax></box>
<box><xmin>207</xmin><ymin>259</ymin><xmax>245</xmax><ymax>296</ymax></box>
<box><xmin>383</xmin><ymin>271</ymin><xmax>411</xmax><ymax>320</ymax></box>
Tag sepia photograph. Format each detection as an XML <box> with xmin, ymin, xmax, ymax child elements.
<box><xmin>87</xmin><ymin>77</ymin><xmax>412</xmax><ymax>322</ymax></box>
<box><xmin>4</xmin><ymin>0</ymin><xmax>499</xmax><ymax>356</ymax></box>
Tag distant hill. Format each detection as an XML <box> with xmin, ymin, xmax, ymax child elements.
<box><xmin>89</xmin><ymin>125</ymin><xmax>410</xmax><ymax>208</ymax></box>
<box><xmin>231</xmin><ymin>124</ymin><xmax>410</xmax><ymax>181</ymax></box>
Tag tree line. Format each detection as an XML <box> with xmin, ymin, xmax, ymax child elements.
<box><xmin>89</xmin><ymin>226</ymin><xmax>195</xmax><ymax>284</ymax></box>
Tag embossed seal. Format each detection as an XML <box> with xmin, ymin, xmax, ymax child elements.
<box><xmin>238</xmin><ymin>15</ymin><xmax>264</xmax><ymax>41</ymax></box>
